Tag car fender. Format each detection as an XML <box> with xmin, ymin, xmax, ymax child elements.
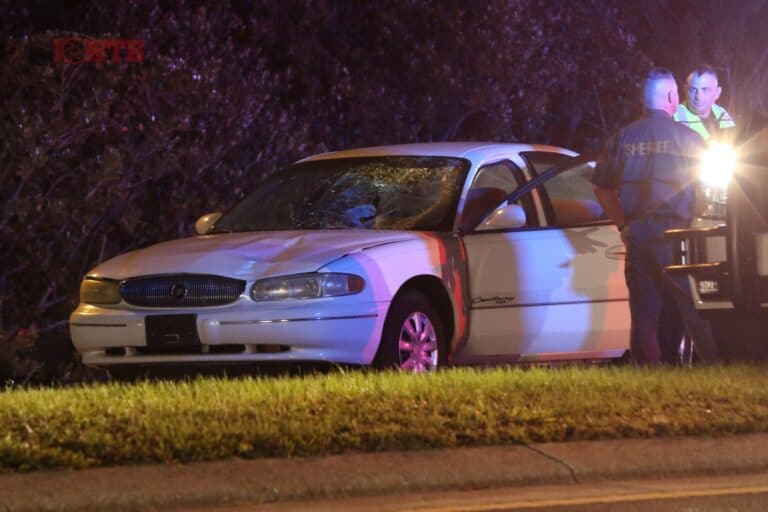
<box><xmin>320</xmin><ymin>233</ymin><xmax>470</xmax><ymax>358</ymax></box>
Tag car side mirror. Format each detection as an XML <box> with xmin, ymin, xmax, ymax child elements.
<box><xmin>476</xmin><ymin>204</ymin><xmax>526</xmax><ymax>231</ymax></box>
<box><xmin>195</xmin><ymin>212</ymin><xmax>223</xmax><ymax>235</ymax></box>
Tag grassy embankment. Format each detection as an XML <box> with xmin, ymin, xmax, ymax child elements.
<box><xmin>1</xmin><ymin>365</ymin><xmax>767</xmax><ymax>472</ymax></box>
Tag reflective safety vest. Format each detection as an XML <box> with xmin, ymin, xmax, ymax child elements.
<box><xmin>673</xmin><ymin>103</ymin><xmax>735</xmax><ymax>140</ymax></box>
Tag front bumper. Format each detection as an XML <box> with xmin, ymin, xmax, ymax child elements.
<box><xmin>70</xmin><ymin>297</ymin><xmax>388</xmax><ymax>367</ymax></box>
<box><xmin>665</xmin><ymin>227</ymin><xmax>768</xmax><ymax>314</ymax></box>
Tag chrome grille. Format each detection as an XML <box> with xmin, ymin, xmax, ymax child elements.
<box><xmin>120</xmin><ymin>274</ymin><xmax>246</xmax><ymax>307</ymax></box>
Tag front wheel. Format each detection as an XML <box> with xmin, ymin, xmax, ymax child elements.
<box><xmin>374</xmin><ymin>290</ymin><xmax>447</xmax><ymax>372</ymax></box>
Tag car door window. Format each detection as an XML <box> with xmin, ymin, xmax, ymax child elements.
<box><xmin>461</xmin><ymin>161</ymin><xmax>535</xmax><ymax>231</ymax></box>
<box><xmin>522</xmin><ymin>154</ymin><xmax>606</xmax><ymax>228</ymax></box>
<box><xmin>522</xmin><ymin>151</ymin><xmax>574</xmax><ymax>177</ymax></box>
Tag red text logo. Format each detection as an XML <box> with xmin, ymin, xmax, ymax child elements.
<box><xmin>53</xmin><ymin>38</ymin><xmax>144</xmax><ymax>64</ymax></box>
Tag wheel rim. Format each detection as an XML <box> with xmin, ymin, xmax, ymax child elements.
<box><xmin>398</xmin><ymin>311</ymin><xmax>439</xmax><ymax>372</ymax></box>
<box><xmin>680</xmin><ymin>335</ymin><xmax>695</xmax><ymax>365</ymax></box>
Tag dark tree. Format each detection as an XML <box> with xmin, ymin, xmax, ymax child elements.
<box><xmin>0</xmin><ymin>0</ymin><xmax>705</xmax><ymax>383</ymax></box>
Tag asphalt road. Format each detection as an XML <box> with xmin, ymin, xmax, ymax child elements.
<box><xmin>2</xmin><ymin>434</ymin><xmax>768</xmax><ymax>511</ymax></box>
<box><xmin>213</xmin><ymin>473</ymin><xmax>768</xmax><ymax>511</ymax></box>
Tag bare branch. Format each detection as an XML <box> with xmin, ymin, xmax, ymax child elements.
<box><xmin>593</xmin><ymin>85</ymin><xmax>608</xmax><ymax>138</ymax></box>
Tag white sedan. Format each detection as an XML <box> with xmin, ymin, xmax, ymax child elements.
<box><xmin>70</xmin><ymin>142</ymin><xmax>632</xmax><ymax>373</ymax></box>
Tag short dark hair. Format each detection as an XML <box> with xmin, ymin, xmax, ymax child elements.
<box><xmin>688</xmin><ymin>64</ymin><xmax>719</xmax><ymax>82</ymax></box>
<box><xmin>643</xmin><ymin>67</ymin><xmax>676</xmax><ymax>108</ymax></box>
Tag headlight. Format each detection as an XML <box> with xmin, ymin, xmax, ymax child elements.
<box><xmin>250</xmin><ymin>273</ymin><xmax>365</xmax><ymax>301</ymax></box>
<box><xmin>699</xmin><ymin>142</ymin><xmax>736</xmax><ymax>188</ymax></box>
<box><xmin>79</xmin><ymin>278</ymin><xmax>121</xmax><ymax>304</ymax></box>
<box><xmin>697</xmin><ymin>143</ymin><xmax>737</xmax><ymax>219</ymax></box>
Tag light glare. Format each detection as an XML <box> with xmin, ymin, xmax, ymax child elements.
<box><xmin>699</xmin><ymin>143</ymin><xmax>736</xmax><ymax>188</ymax></box>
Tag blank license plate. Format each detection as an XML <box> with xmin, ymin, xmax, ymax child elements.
<box><xmin>145</xmin><ymin>314</ymin><xmax>200</xmax><ymax>347</ymax></box>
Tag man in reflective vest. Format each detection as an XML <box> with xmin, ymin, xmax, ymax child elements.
<box><xmin>664</xmin><ymin>65</ymin><xmax>735</xmax><ymax>364</ymax></box>
<box><xmin>674</xmin><ymin>65</ymin><xmax>736</xmax><ymax>141</ymax></box>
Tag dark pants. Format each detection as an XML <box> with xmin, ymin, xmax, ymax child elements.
<box><xmin>624</xmin><ymin>220</ymin><xmax>721</xmax><ymax>365</ymax></box>
<box><xmin>658</xmin><ymin>298</ymin><xmax>685</xmax><ymax>364</ymax></box>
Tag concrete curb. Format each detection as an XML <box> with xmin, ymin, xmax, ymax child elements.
<box><xmin>1</xmin><ymin>434</ymin><xmax>768</xmax><ymax>511</ymax></box>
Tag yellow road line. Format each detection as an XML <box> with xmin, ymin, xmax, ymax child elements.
<box><xmin>409</xmin><ymin>484</ymin><xmax>768</xmax><ymax>512</ymax></box>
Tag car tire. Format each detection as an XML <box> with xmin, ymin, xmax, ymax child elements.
<box><xmin>373</xmin><ymin>289</ymin><xmax>447</xmax><ymax>372</ymax></box>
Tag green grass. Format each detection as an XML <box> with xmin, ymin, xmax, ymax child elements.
<box><xmin>1</xmin><ymin>365</ymin><xmax>768</xmax><ymax>472</ymax></box>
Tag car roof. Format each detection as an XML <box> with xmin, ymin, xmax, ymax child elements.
<box><xmin>297</xmin><ymin>142</ymin><xmax>577</xmax><ymax>164</ymax></box>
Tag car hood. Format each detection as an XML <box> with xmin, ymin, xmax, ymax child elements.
<box><xmin>88</xmin><ymin>230</ymin><xmax>415</xmax><ymax>280</ymax></box>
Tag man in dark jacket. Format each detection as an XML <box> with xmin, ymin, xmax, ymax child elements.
<box><xmin>592</xmin><ymin>68</ymin><xmax>721</xmax><ymax>365</ymax></box>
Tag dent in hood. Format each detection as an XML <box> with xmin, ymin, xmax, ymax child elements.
<box><xmin>88</xmin><ymin>230</ymin><xmax>414</xmax><ymax>280</ymax></box>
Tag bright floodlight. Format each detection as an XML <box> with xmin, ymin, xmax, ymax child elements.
<box><xmin>699</xmin><ymin>142</ymin><xmax>736</xmax><ymax>188</ymax></box>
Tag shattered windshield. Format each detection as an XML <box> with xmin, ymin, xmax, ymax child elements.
<box><xmin>212</xmin><ymin>156</ymin><xmax>469</xmax><ymax>232</ymax></box>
